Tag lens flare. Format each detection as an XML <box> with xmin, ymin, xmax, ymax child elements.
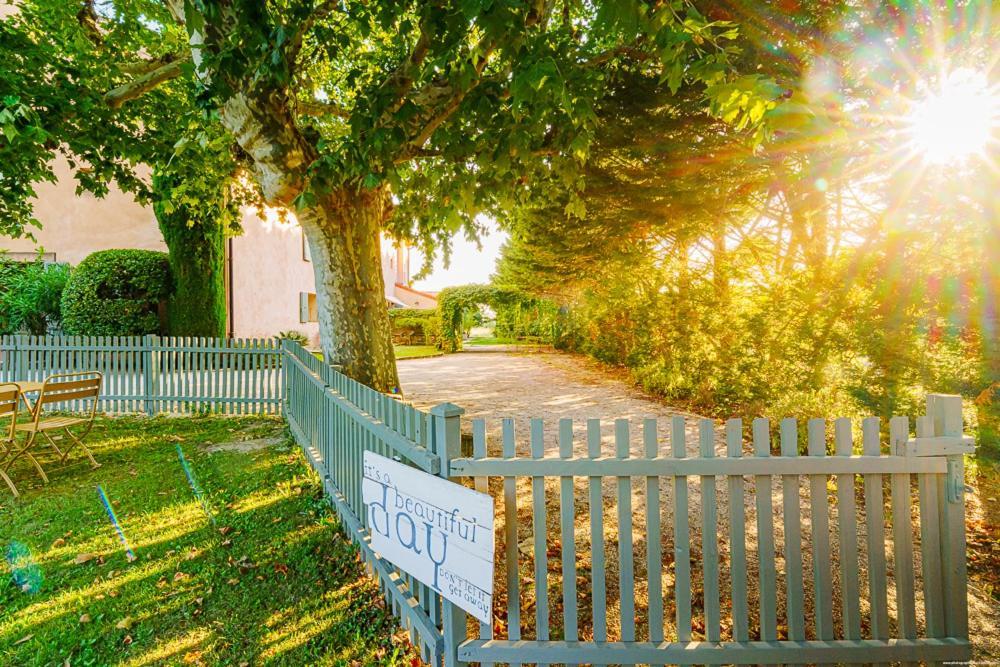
<box><xmin>906</xmin><ymin>68</ymin><xmax>998</xmax><ymax>164</ymax></box>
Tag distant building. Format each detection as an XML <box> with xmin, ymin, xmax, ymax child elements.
<box><xmin>1</xmin><ymin>157</ymin><xmax>436</xmax><ymax>345</ymax></box>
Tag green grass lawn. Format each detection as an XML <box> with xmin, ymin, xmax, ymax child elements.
<box><xmin>312</xmin><ymin>345</ymin><xmax>441</xmax><ymax>362</ymax></box>
<box><xmin>393</xmin><ymin>345</ymin><xmax>441</xmax><ymax>360</ymax></box>
<box><xmin>464</xmin><ymin>336</ymin><xmax>546</xmax><ymax>347</ymax></box>
<box><xmin>0</xmin><ymin>416</ymin><xmax>418</xmax><ymax>666</ymax></box>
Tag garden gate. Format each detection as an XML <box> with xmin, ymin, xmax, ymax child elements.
<box><xmin>282</xmin><ymin>340</ymin><xmax>973</xmax><ymax>666</ymax></box>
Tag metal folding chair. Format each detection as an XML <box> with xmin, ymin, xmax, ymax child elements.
<box><xmin>0</xmin><ymin>383</ymin><xmax>25</xmax><ymax>496</ymax></box>
<box><xmin>15</xmin><ymin>372</ymin><xmax>103</xmax><ymax>473</ymax></box>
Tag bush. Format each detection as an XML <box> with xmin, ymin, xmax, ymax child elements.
<box><xmin>388</xmin><ymin>308</ymin><xmax>442</xmax><ymax>347</ymax></box>
<box><xmin>0</xmin><ymin>260</ymin><xmax>71</xmax><ymax>335</ymax></box>
<box><xmin>61</xmin><ymin>249</ymin><xmax>173</xmax><ymax>336</ymax></box>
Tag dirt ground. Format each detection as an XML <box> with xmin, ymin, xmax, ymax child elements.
<box><xmin>398</xmin><ymin>349</ymin><xmax>1000</xmax><ymax>661</ymax></box>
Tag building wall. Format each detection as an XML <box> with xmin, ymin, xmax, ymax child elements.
<box><xmin>230</xmin><ymin>210</ymin><xmax>321</xmax><ymax>345</ymax></box>
<box><xmin>1</xmin><ymin>157</ymin><xmax>165</xmax><ymax>264</ymax></box>
<box><xmin>1</xmin><ymin>155</ymin><xmax>428</xmax><ymax>345</ymax></box>
<box><xmin>393</xmin><ymin>284</ymin><xmax>438</xmax><ymax>309</ymax></box>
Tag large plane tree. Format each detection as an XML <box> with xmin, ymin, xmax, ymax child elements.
<box><xmin>7</xmin><ymin>0</ymin><xmax>775</xmax><ymax>390</ymax></box>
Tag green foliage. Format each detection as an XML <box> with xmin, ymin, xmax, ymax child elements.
<box><xmin>437</xmin><ymin>284</ymin><xmax>555</xmax><ymax>352</ymax></box>
<box><xmin>388</xmin><ymin>308</ymin><xmax>442</xmax><ymax>347</ymax></box>
<box><xmin>497</xmin><ymin>32</ymin><xmax>997</xmax><ymax>451</ymax></box>
<box><xmin>0</xmin><ymin>259</ymin><xmax>70</xmax><ymax>335</ymax></box>
<box><xmin>276</xmin><ymin>330</ymin><xmax>310</xmax><ymax>346</ymax></box>
<box><xmin>0</xmin><ymin>1</ymin><xmax>249</xmax><ymax>336</ymax></box>
<box><xmin>61</xmin><ymin>250</ymin><xmax>173</xmax><ymax>336</ymax></box>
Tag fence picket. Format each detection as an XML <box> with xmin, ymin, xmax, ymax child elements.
<box><xmin>643</xmin><ymin>418</ymin><xmax>663</xmax><ymax>643</ymax></box>
<box><xmin>890</xmin><ymin>416</ymin><xmax>917</xmax><ymax>641</ymax></box>
<box><xmin>531</xmin><ymin>418</ymin><xmax>549</xmax><ymax>647</ymax></box>
<box><xmin>699</xmin><ymin>419</ymin><xmax>720</xmax><ymax>642</ymax></box>
<box><xmin>808</xmin><ymin>418</ymin><xmax>834</xmax><ymax>640</ymax></box>
<box><xmin>587</xmin><ymin>419</ymin><xmax>607</xmax><ymax>656</ymax></box>
<box><xmin>834</xmin><ymin>417</ymin><xmax>862</xmax><ymax>640</ymax></box>
<box><xmin>916</xmin><ymin>415</ymin><xmax>945</xmax><ymax>638</ymax></box>
<box><xmin>558</xmin><ymin>419</ymin><xmax>578</xmax><ymax>642</ymax></box>
<box><xmin>472</xmin><ymin>418</ymin><xmax>493</xmax><ymax>666</ymax></box>
<box><xmin>502</xmin><ymin>418</ymin><xmax>521</xmax><ymax>667</ymax></box>
<box><xmin>779</xmin><ymin>418</ymin><xmax>805</xmax><ymax>641</ymax></box>
<box><xmin>863</xmin><ymin>417</ymin><xmax>890</xmax><ymax>639</ymax></box>
<box><xmin>671</xmin><ymin>416</ymin><xmax>692</xmax><ymax>643</ymax></box>
<box><xmin>726</xmin><ymin>419</ymin><xmax>749</xmax><ymax>642</ymax></box>
<box><xmin>753</xmin><ymin>418</ymin><xmax>777</xmax><ymax>641</ymax></box>
<box><xmin>615</xmin><ymin>419</ymin><xmax>636</xmax><ymax>642</ymax></box>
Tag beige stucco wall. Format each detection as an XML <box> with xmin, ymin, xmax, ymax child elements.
<box><xmin>230</xmin><ymin>209</ymin><xmax>320</xmax><ymax>345</ymax></box>
<box><xmin>1</xmin><ymin>157</ymin><xmax>165</xmax><ymax>264</ymax></box>
<box><xmin>2</xmin><ymin>154</ymin><xmax>426</xmax><ymax>344</ymax></box>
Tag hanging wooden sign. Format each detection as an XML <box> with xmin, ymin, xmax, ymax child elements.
<box><xmin>362</xmin><ymin>450</ymin><xmax>495</xmax><ymax>624</ymax></box>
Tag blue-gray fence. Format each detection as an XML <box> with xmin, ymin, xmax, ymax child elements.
<box><xmin>0</xmin><ymin>335</ymin><xmax>283</xmax><ymax>414</ymax></box>
<box><xmin>282</xmin><ymin>339</ymin><xmax>973</xmax><ymax>666</ymax></box>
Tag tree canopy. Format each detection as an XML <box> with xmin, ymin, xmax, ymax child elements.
<box><xmin>3</xmin><ymin>0</ymin><xmax>785</xmax><ymax>390</ymax></box>
<box><xmin>495</xmin><ymin>1</ymin><xmax>999</xmax><ymax>449</ymax></box>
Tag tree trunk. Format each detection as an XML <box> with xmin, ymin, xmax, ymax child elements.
<box><xmin>299</xmin><ymin>186</ymin><xmax>400</xmax><ymax>393</ymax></box>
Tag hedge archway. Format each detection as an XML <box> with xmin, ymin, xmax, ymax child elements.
<box><xmin>437</xmin><ymin>284</ymin><xmax>555</xmax><ymax>352</ymax></box>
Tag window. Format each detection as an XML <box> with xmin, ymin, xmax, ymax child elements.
<box><xmin>299</xmin><ymin>292</ymin><xmax>319</xmax><ymax>323</ymax></box>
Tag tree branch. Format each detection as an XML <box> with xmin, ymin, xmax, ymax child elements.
<box><xmin>77</xmin><ymin>0</ymin><xmax>103</xmax><ymax>45</ymax></box>
<box><xmin>121</xmin><ymin>53</ymin><xmax>186</xmax><ymax>76</ymax></box>
<box><xmin>296</xmin><ymin>99</ymin><xmax>351</xmax><ymax>119</ymax></box>
<box><xmin>105</xmin><ymin>55</ymin><xmax>191</xmax><ymax>108</ymax></box>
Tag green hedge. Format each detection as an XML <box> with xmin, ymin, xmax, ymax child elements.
<box><xmin>61</xmin><ymin>249</ymin><xmax>173</xmax><ymax>336</ymax></box>
<box><xmin>0</xmin><ymin>260</ymin><xmax>71</xmax><ymax>335</ymax></box>
<box><xmin>388</xmin><ymin>308</ymin><xmax>441</xmax><ymax>346</ymax></box>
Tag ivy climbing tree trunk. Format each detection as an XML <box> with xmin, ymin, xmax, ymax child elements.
<box><xmin>152</xmin><ymin>171</ymin><xmax>228</xmax><ymax>338</ymax></box>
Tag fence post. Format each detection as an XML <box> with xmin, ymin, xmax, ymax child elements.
<box><xmin>927</xmin><ymin>393</ymin><xmax>970</xmax><ymax>640</ymax></box>
<box><xmin>143</xmin><ymin>334</ymin><xmax>160</xmax><ymax>416</ymax></box>
<box><xmin>431</xmin><ymin>401</ymin><xmax>468</xmax><ymax>667</ymax></box>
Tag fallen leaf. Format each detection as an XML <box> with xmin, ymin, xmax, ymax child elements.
<box><xmin>74</xmin><ymin>553</ymin><xmax>96</xmax><ymax>565</ymax></box>
<box><xmin>116</xmin><ymin>617</ymin><xmax>133</xmax><ymax>630</ymax></box>
<box><xmin>123</xmin><ymin>634</ymin><xmax>133</xmax><ymax>646</ymax></box>
<box><xmin>51</xmin><ymin>538</ymin><xmax>66</xmax><ymax>548</ymax></box>
<box><xmin>218</xmin><ymin>526</ymin><xmax>232</xmax><ymax>536</ymax></box>
<box><xmin>79</xmin><ymin>614</ymin><xmax>91</xmax><ymax>624</ymax></box>
<box><xmin>13</xmin><ymin>635</ymin><xmax>32</xmax><ymax>646</ymax></box>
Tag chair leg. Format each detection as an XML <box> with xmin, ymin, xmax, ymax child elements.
<box><xmin>64</xmin><ymin>428</ymin><xmax>100</xmax><ymax>469</ymax></box>
<box><xmin>23</xmin><ymin>451</ymin><xmax>49</xmax><ymax>483</ymax></box>
<box><xmin>42</xmin><ymin>431</ymin><xmax>64</xmax><ymax>458</ymax></box>
<box><xmin>0</xmin><ymin>467</ymin><xmax>19</xmax><ymax>498</ymax></box>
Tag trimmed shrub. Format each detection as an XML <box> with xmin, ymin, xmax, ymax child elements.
<box><xmin>0</xmin><ymin>260</ymin><xmax>71</xmax><ymax>334</ymax></box>
<box><xmin>388</xmin><ymin>308</ymin><xmax>441</xmax><ymax>346</ymax></box>
<box><xmin>61</xmin><ymin>249</ymin><xmax>173</xmax><ymax>336</ymax></box>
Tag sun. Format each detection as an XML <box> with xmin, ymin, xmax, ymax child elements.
<box><xmin>906</xmin><ymin>68</ymin><xmax>998</xmax><ymax>165</ymax></box>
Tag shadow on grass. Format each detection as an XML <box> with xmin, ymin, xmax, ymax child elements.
<box><xmin>0</xmin><ymin>415</ymin><xmax>417</xmax><ymax>666</ymax></box>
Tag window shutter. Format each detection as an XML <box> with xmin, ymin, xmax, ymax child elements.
<box><xmin>299</xmin><ymin>292</ymin><xmax>309</xmax><ymax>323</ymax></box>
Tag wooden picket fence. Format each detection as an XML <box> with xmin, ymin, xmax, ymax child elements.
<box><xmin>283</xmin><ymin>340</ymin><xmax>974</xmax><ymax>666</ymax></box>
<box><xmin>0</xmin><ymin>335</ymin><xmax>283</xmax><ymax>414</ymax></box>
